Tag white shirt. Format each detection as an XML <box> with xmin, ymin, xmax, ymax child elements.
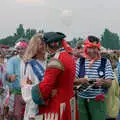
<box><xmin>21</xmin><ymin>60</ymin><xmax>45</xmax><ymax>120</ymax></box>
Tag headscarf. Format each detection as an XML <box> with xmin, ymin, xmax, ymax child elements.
<box><xmin>84</xmin><ymin>37</ymin><xmax>101</xmax><ymax>68</ymax></box>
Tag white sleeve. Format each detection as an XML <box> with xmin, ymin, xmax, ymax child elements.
<box><xmin>76</xmin><ymin>58</ymin><xmax>80</xmax><ymax>78</ymax></box>
<box><xmin>21</xmin><ymin>64</ymin><xmax>38</xmax><ymax>102</ymax></box>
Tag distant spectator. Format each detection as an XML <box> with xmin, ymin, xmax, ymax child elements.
<box><xmin>73</xmin><ymin>41</ymin><xmax>84</xmax><ymax>61</ymax></box>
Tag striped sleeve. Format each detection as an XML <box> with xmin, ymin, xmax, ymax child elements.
<box><xmin>76</xmin><ymin>58</ymin><xmax>80</xmax><ymax>78</ymax></box>
<box><xmin>105</xmin><ymin>59</ymin><xmax>114</xmax><ymax>80</ymax></box>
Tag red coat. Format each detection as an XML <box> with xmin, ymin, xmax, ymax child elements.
<box><xmin>39</xmin><ymin>51</ymin><xmax>77</xmax><ymax>120</ymax></box>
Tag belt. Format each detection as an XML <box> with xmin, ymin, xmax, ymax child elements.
<box><xmin>10</xmin><ymin>89</ymin><xmax>21</xmax><ymax>95</ymax></box>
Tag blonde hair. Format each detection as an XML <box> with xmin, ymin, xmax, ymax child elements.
<box><xmin>23</xmin><ymin>33</ymin><xmax>43</xmax><ymax>62</ymax></box>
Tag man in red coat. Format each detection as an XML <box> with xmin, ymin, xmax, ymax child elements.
<box><xmin>31</xmin><ymin>32</ymin><xmax>77</xmax><ymax>120</ymax></box>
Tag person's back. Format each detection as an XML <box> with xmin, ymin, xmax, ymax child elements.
<box><xmin>38</xmin><ymin>49</ymin><xmax>76</xmax><ymax>120</ymax></box>
<box><xmin>55</xmin><ymin>51</ymin><xmax>75</xmax><ymax>98</ymax></box>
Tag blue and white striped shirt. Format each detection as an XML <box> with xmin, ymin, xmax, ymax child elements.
<box><xmin>76</xmin><ymin>58</ymin><xmax>114</xmax><ymax>98</ymax></box>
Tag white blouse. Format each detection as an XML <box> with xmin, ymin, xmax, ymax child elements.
<box><xmin>21</xmin><ymin>60</ymin><xmax>45</xmax><ymax>120</ymax></box>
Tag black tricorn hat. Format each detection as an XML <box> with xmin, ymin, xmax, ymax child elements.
<box><xmin>43</xmin><ymin>32</ymin><xmax>66</xmax><ymax>43</ymax></box>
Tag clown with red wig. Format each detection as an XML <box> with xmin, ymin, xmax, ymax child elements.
<box><xmin>74</xmin><ymin>36</ymin><xmax>114</xmax><ymax>120</ymax></box>
<box><xmin>6</xmin><ymin>40</ymin><xmax>28</xmax><ymax>120</ymax></box>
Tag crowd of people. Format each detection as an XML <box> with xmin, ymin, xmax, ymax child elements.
<box><xmin>0</xmin><ymin>32</ymin><xmax>120</xmax><ymax>120</ymax></box>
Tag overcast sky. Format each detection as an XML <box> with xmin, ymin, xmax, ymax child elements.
<box><xmin>0</xmin><ymin>0</ymin><xmax>120</xmax><ymax>40</ymax></box>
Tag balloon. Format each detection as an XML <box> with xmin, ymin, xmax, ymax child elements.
<box><xmin>61</xmin><ymin>9</ymin><xmax>73</xmax><ymax>27</ymax></box>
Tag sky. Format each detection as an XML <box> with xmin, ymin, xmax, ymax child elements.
<box><xmin>0</xmin><ymin>0</ymin><xmax>120</xmax><ymax>40</ymax></box>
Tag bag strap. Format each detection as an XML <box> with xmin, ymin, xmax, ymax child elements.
<box><xmin>98</xmin><ymin>57</ymin><xmax>108</xmax><ymax>93</ymax></box>
<box><xmin>97</xmin><ymin>57</ymin><xmax>107</xmax><ymax>78</ymax></box>
<box><xmin>78</xmin><ymin>57</ymin><xmax>85</xmax><ymax>78</ymax></box>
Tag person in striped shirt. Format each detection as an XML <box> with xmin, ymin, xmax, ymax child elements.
<box><xmin>74</xmin><ymin>36</ymin><xmax>114</xmax><ymax>120</ymax></box>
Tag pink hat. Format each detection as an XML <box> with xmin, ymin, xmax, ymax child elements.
<box><xmin>15</xmin><ymin>41</ymin><xmax>28</xmax><ymax>48</ymax></box>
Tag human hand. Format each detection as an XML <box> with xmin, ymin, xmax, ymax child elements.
<box><xmin>74</xmin><ymin>78</ymin><xmax>88</xmax><ymax>85</ymax></box>
<box><xmin>21</xmin><ymin>78</ymin><xmax>27</xmax><ymax>88</ymax></box>
<box><xmin>9</xmin><ymin>75</ymin><xmax>17</xmax><ymax>82</ymax></box>
<box><xmin>94</xmin><ymin>78</ymin><xmax>103</xmax><ymax>87</ymax></box>
<box><xmin>29</xmin><ymin>118</ymin><xmax>35</xmax><ymax>120</ymax></box>
<box><xmin>80</xmin><ymin>78</ymin><xmax>88</xmax><ymax>84</ymax></box>
<box><xmin>26</xmin><ymin>79</ymin><xmax>32</xmax><ymax>85</ymax></box>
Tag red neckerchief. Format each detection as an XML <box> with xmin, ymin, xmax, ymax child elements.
<box><xmin>84</xmin><ymin>54</ymin><xmax>101</xmax><ymax>68</ymax></box>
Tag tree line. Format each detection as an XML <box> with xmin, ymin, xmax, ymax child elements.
<box><xmin>69</xmin><ymin>28</ymin><xmax>120</xmax><ymax>50</ymax></box>
<box><xmin>0</xmin><ymin>24</ymin><xmax>120</xmax><ymax>50</ymax></box>
<box><xmin>0</xmin><ymin>24</ymin><xmax>43</xmax><ymax>47</ymax></box>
